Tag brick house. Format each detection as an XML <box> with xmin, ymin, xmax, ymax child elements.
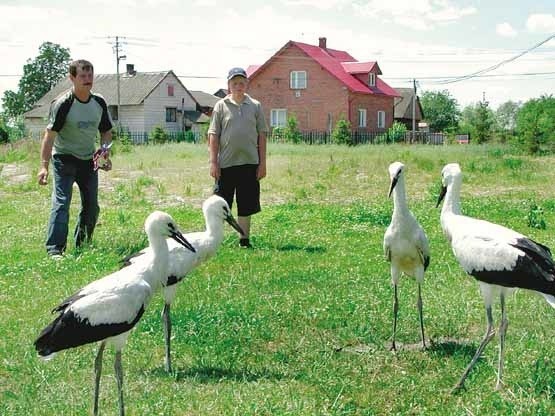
<box><xmin>246</xmin><ymin>38</ymin><xmax>399</xmax><ymax>133</ymax></box>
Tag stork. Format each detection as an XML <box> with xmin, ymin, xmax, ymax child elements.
<box><xmin>122</xmin><ymin>195</ymin><xmax>244</xmax><ymax>373</ymax></box>
<box><xmin>437</xmin><ymin>163</ymin><xmax>555</xmax><ymax>392</ymax></box>
<box><xmin>34</xmin><ymin>211</ymin><xmax>196</xmax><ymax>416</ymax></box>
<box><xmin>383</xmin><ymin>162</ymin><xmax>430</xmax><ymax>351</ymax></box>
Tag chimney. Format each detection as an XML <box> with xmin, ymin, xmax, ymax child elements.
<box><xmin>319</xmin><ymin>37</ymin><xmax>327</xmax><ymax>49</ymax></box>
<box><xmin>126</xmin><ymin>63</ymin><xmax>136</xmax><ymax>76</ymax></box>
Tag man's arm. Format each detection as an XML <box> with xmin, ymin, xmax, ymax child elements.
<box><xmin>208</xmin><ymin>133</ymin><xmax>220</xmax><ymax>180</ymax></box>
<box><xmin>99</xmin><ymin>129</ymin><xmax>113</xmax><ymax>171</ymax></box>
<box><xmin>37</xmin><ymin>129</ymin><xmax>56</xmax><ymax>185</ymax></box>
<box><xmin>257</xmin><ymin>132</ymin><xmax>267</xmax><ymax>180</ymax></box>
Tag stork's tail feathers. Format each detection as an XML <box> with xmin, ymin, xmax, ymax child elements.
<box><xmin>541</xmin><ymin>293</ymin><xmax>555</xmax><ymax>309</ymax></box>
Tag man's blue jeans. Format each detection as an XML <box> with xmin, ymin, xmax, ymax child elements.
<box><xmin>46</xmin><ymin>154</ymin><xmax>99</xmax><ymax>254</ymax></box>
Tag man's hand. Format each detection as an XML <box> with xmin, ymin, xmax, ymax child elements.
<box><xmin>210</xmin><ymin>161</ymin><xmax>220</xmax><ymax>180</ymax></box>
<box><xmin>38</xmin><ymin>167</ymin><xmax>49</xmax><ymax>185</ymax></box>
<box><xmin>99</xmin><ymin>157</ymin><xmax>112</xmax><ymax>171</ymax></box>
<box><xmin>257</xmin><ymin>163</ymin><xmax>266</xmax><ymax>180</ymax></box>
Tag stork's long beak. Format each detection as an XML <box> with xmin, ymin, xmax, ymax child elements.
<box><xmin>388</xmin><ymin>174</ymin><xmax>400</xmax><ymax>198</ymax></box>
<box><xmin>225</xmin><ymin>213</ymin><xmax>245</xmax><ymax>235</ymax></box>
<box><xmin>436</xmin><ymin>185</ymin><xmax>447</xmax><ymax>208</ymax></box>
<box><xmin>170</xmin><ymin>230</ymin><xmax>196</xmax><ymax>253</ymax></box>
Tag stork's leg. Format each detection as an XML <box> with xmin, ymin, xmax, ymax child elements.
<box><xmin>391</xmin><ymin>284</ymin><xmax>399</xmax><ymax>351</ymax></box>
<box><xmin>162</xmin><ymin>303</ymin><xmax>172</xmax><ymax>373</ymax></box>
<box><xmin>114</xmin><ymin>350</ymin><xmax>125</xmax><ymax>416</ymax></box>
<box><xmin>417</xmin><ymin>283</ymin><xmax>426</xmax><ymax>349</ymax></box>
<box><xmin>496</xmin><ymin>293</ymin><xmax>509</xmax><ymax>391</ymax></box>
<box><xmin>93</xmin><ymin>341</ymin><xmax>105</xmax><ymax>416</ymax></box>
<box><xmin>452</xmin><ymin>304</ymin><xmax>495</xmax><ymax>393</ymax></box>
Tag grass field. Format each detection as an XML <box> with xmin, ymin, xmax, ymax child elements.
<box><xmin>1</xmin><ymin>140</ymin><xmax>555</xmax><ymax>415</ymax></box>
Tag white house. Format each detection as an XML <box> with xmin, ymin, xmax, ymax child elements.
<box><xmin>24</xmin><ymin>65</ymin><xmax>210</xmax><ymax>140</ymax></box>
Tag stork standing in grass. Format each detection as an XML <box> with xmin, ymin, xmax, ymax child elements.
<box><xmin>437</xmin><ymin>163</ymin><xmax>555</xmax><ymax>392</ymax></box>
<box><xmin>383</xmin><ymin>162</ymin><xmax>430</xmax><ymax>351</ymax></box>
<box><xmin>123</xmin><ymin>195</ymin><xmax>244</xmax><ymax>373</ymax></box>
<box><xmin>34</xmin><ymin>211</ymin><xmax>196</xmax><ymax>416</ymax></box>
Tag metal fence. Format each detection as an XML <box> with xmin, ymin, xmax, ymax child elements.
<box><xmin>268</xmin><ymin>130</ymin><xmax>445</xmax><ymax>145</ymax></box>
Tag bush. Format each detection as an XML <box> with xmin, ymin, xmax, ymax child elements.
<box><xmin>284</xmin><ymin>116</ymin><xmax>302</xmax><ymax>144</ymax></box>
<box><xmin>0</xmin><ymin>124</ymin><xmax>9</xmax><ymax>144</ymax></box>
<box><xmin>387</xmin><ymin>121</ymin><xmax>407</xmax><ymax>143</ymax></box>
<box><xmin>148</xmin><ymin>125</ymin><xmax>168</xmax><ymax>145</ymax></box>
<box><xmin>332</xmin><ymin>118</ymin><xmax>352</xmax><ymax>145</ymax></box>
<box><xmin>112</xmin><ymin>128</ymin><xmax>133</xmax><ymax>154</ymax></box>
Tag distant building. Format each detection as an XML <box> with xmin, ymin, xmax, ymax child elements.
<box><xmin>393</xmin><ymin>88</ymin><xmax>424</xmax><ymax>130</ymax></box>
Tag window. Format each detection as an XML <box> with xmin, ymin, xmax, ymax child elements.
<box><xmin>368</xmin><ymin>73</ymin><xmax>376</xmax><ymax>87</ymax></box>
<box><xmin>290</xmin><ymin>71</ymin><xmax>307</xmax><ymax>89</ymax></box>
<box><xmin>167</xmin><ymin>84</ymin><xmax>174</xmax><ymax>96</ymax></box>
<box><xmin>166</xmin><ymin>107</ymin><xmax>177</xmax><ymax>122</ymax></box>
<box><xmin>270</xmin><ymin>109</ymin><xmax>287</xmax><ymax>127</ymax></box>
<box><xmin>377</xmin><ymin>110</ymin><xmax>385</xmax><ymax>129</ymax></box>
<box><xmin>358</xmin><ymin>109</ymin><xmax>367</xmax><ymax>127</ymax></box>
<box><xmin>108</xmin><ymin>105</ymin><xmax>118</xmax><ymax>121</ymax></box>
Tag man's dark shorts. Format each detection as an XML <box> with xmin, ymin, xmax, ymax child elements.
<box><xmin>214</xmin><ymin>164</ymin><xmax>260</xmax><ymax>216</ymax></box>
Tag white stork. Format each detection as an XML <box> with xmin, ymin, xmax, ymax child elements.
<box><xmin>34</xmin><ymin>211</ymin><xmax>196</xmax><ymax>416</ymax></box>
<box><xmin>384</xmin><ymin>162</ymin><xmax>430</xmax><ymax>351</ymax></box>
<box><xmin>122</xmin><ymin>195</ymin><xmax>244</xmax><ymax>373</ymax></box>
<box><xmin>437</xmin><ymin>163</ymin><xmax>555</xmax><ymax>392</ymax></box>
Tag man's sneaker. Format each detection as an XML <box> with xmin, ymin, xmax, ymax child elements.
<box><xmin>239</xmin><ymin>238</ymin><xmax>253</xmax><ymax>249</ymax></box>
<box><xmin>48</xmin><ymin>250</ymin><xmax>64</xmax><ymax>260</ymax></box>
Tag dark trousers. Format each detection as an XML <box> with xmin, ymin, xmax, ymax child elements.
<box><xmin>46</xmin><ymin>154</ymin><xmax>99</xmax><ymax>254</ymax></box>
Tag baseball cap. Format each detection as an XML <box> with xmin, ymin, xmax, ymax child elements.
<box><xmin>227</xmin><ymin>67</ymin><xmax>247</xmax><ymax>81</ymax></box>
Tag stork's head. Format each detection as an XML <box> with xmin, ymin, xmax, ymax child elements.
<box><xmin>387</xmin><ymin>161</ymin><xmax>405</xmax><ymax>198</ymax></box>
<box><xmin>144</xmin><ymin>211</ymin><xmax>196</xmax><ymax>253</ymax></box>
<box><xmin>203</xmin><ymin>195</ymin><xmax>245</xmax><ymax>235</ymax></box>
<box><xmin>436</xmin><ymin>163</ymin><xmax>462</xmax><ymax>207</ymax></box>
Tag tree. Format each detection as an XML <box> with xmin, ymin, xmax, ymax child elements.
<box><xmin>332</xmin><ymin>118</ymin><xmax>352</xmax><ymax>145</ymax></box>
<box><xmin>2</xmin><ymin>42</ymin><xmax>71</xmax><ymax>119</ymax></box>
<box><xmin>474</xmin><ymin>100</ymin><xmax>494</xmax><ymax>144</ymax></box>
<box><xmin>283</xmin><ymin>115</ymin><xmax>302</xmax><ymax>144</ymax></box>
<box><xmin>516</xmin><ymin>95</ymin><xmax>555</xmax><ymax>154</ymax></box>
<box><xmin>495</xmin><ymin>100</ymin><xmax>521</xmax><ymax>142</ymax></box>
<box><xmin>420</xmin><ymin>90</ymin><xmax>460</xmax><ymax>132</ymax></box>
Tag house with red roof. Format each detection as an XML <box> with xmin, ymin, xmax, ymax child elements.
<box><xmin>246</xmin><ymin>37</ymin><xmax>399</xmax><ymax>133</ymax></box>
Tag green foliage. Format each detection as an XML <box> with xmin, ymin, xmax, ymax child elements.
<box><xmin>527</xmin><ymin>202</ymin><xmax>547</xmax><ymax>229</ymax></box>
<box><xmin>496</xmin><ymin>100</ymin><xmax>521</xmax><ymax>142</ymax></box>
<box><xmin>112</xmin><ymin>128</ymin><xmax>133</xmax><ymax>154</ymax></box>
<box><xmin>474</xmin><ymin>100</ymin><xmax>495</xmax><ymax>144</ymax></box>
<box><xmin>516</xmin><ymin>95</ymin><xmax>555</xmax><ymax>154</ymax></box>
<box><xmin>0</xmin><ymin>117</ymin><xmax>9</xmax><ymax>144</ymax></box>
<box><xmin>331</xmin><ymin>117</ymin><xmax>352</xmax><ymax>145</ymax></box>
<box><xmin>148</xmin><ymin>125</ymin><xmax>169</xmax><ymax>144</ymax></box>
<box><xmin>2</xmin><ymin>42</ymin><xmax>71</xmax><ymax>119</ymax></box>
<box><xmin>283</xmin><ymin>115</ymin><xmax>302</xmax><ymax>144</ymax></box>
<box><xmin>386</xmin><ymin>121</ymin><xmax>407</xmax><ymax>143</ymax></box>
<box><xmin>270</xmin><ymin>126</ymin><xmax>285</xmax><ymax>142</ymax></box>
<box><xmin>420</xmin><ymin>90</ymin><xmax>460</xmax><ymax>132</ymax></box>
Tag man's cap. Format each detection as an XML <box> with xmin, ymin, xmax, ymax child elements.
<box><xmin>227</xmin><ymin>67</ymin><xmax>247</xmax><ymax>81</ymax></box>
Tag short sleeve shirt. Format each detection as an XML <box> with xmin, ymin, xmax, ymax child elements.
<box><xmin>208</xmin><ymin>94</ymin><xmax>268</xmax><ymax>169</ymax></box>
<box><xmin>47</xmin><ymin>89</ymin><xmax>113</xmax><ymax>160</ymax></box>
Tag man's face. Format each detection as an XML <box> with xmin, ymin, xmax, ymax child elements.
<box><xmin>71</xmin><ymin>66</ymin><xmax>94</xmax><ymax>91</ymax></box>
<box><xmin>228</xmin><ymin>76</ymin><xmax>247</xmax><ymax>94</ymax></box>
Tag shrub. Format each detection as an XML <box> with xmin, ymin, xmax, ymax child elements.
<box><xmin>332</xmin><ymin>118</ymin><xmax>352</xmax><ymax>145</ymax></box>
<box><xmin>284</xmin><ymin>116</ymin><xmax>302</xmax><ymax>144</ymax></box>
<box><xmin>387</xmin><ymin>121</ymin><xmax>407</xmax><ymax>143</ymax></box>
<box><xmin>148</xmin><ymin>125</ymin><xmax>168</xmax><ymax>144</ymax></box>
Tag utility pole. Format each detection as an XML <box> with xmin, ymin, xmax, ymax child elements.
<box><xmin>110</xmin><ymin>36</ymin><xmax>126</xmax><ymax>137</ymax></box>
<box><xmin>412</xmin><ymin>78</ymin><xmax>417</xmax><ymax>143</ymax></box>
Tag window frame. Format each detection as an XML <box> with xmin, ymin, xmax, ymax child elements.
<box><xmin>377</xmin><ymin>110</ymin><xmax>386</xmax><ymax>129</ymax></box>
<box><xmin>368</xmin><ymin>73</ymin><xmax>376</xmax><ymax>87</ymax></box>
<box><xmin>270</xmin><ymin>108</ymin><xmax>287</xmax><ymax>127</ymax></box>
<box><xmin>166</xmin><ymin>107</ymin><xmax>177</xmax><ymax>123</ymax></box>
<box><xmin>358</xmin><ymin>108</ymin><xmax>367</xmax><ymax>128</ymax></box>
<box><xmin>108</xmin><ymin>105</ymin><xmax>119</xmax><ymax>121</ymax></box>
<box><xmin>167</xmin><ymin>84</ymin><xmax>174</xmax><ymax>97</ymax></box>
<box><xmin>290</xmin><ymin>71</ymin><xmax>307</xmax><ymax>89</ymax></box>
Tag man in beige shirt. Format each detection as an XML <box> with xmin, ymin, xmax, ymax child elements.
<box><xmin>208</xmin><ymin>67</ymin><xmax>268</xmax><ymax>248</ymax></box>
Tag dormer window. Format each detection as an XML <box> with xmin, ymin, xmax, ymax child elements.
<box><xmin>290</xmin><ymin>71</ymin><xmax>307</xmax><ymax>89</ymax></box>
<box><xmin>167</xmin><ymin>84</ymin><xmax>174</xmax><ymax>96</ymax></box>
<box><xmin>368</xmin><ymin>73</ymin><xmax>376</xmax><ymax>87</ymax></box>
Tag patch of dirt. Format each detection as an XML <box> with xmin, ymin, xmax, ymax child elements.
<box><xmin>0</xmin><ymin>163</ymin><xmax>32</xmax><ymax>185</ymax></box>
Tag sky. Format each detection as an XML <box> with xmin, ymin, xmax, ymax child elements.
<box><xmin>1</xmin><ymin>0</ymin><xmax>554</xmax><ymax>111</ymax></box>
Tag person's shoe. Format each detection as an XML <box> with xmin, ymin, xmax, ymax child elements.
<box><xmin>48</xmin><ymin>250</ymin><xmax>64</xmax><ymax>260</ymax></box>
<box><xmin>239</xmin><ymin>238</ymin><xmax>253</xmax><ymax>249</ymax></box>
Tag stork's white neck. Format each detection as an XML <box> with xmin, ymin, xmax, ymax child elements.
<box><xmin>442</xmin><ymin>181</ymin><xmax>462</xmax><ymax>217</ymax></box>
<box><xmin>145</xmin><ymin>235</ymin><xmax>170</xmax><ymax>289</ymax></box>
<box><xmin>392</xmin><ymin>176</ymin><xmax>410</xmax><ymax>216</ymax></box>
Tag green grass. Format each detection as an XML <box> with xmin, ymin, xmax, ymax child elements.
<box><xmin>2</xmin><ymin>141</ymin><xmax>555</xmax><ymax>414</ymax></box>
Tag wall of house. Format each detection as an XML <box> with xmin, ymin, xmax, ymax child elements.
<box><xmin>247</xmin><ymin>46</ymin><xmax>350</xmax><ymax>132</ymax></box>
<box><xmin>143</xmin><ymin>72</ymin><xmax>196</xmax><ymax>133</ymax></box>
<box><xmin>119</xmin><ymin>105</ymin><xmax>145</xmax><ymax>132</ymax></box>
<box><xmin>349</xmin><ymin>93</ymin><xmax>394</xmax><ymax>131</ymax></box>
<box><xmin>25</xmin><ymin>118</ymin><xmax>47</xmax><ymax>138</ymax></box>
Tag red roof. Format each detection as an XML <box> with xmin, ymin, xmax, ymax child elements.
<box><xmin>249</xmin><ymin>40</ymin><xmax>399</xmax><ymax>97</ymax></box>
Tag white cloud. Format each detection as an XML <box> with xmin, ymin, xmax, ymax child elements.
<box><xmin>496</xmin><ymin>22</ymin><xmax>517</xmax><ymax>38</ymax></box>
<box><xmin>526</xmin><ymin>13</ymin><xmax>555</xmax><ymax>33</ymax></box>
<box><xmin>354</xmin><ymin>0</ymin><xmax>477</xmax><ymax>31</ymax></box>
<box><xmin>284</xmin><ymin>0</ymin><xmax>348</xmax><ymax>10</ymax></box>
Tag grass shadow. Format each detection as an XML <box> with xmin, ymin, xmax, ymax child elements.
<box><xmin>274</xmin><ymin>243</ymin><xmax>326</xmax><ymax>254</ymax></box>
<box><xmin>427</xmin><ymin>337</ymin><xmax>477</xmax><ymax>358</ymax></box>
<box><xmin>150</xmin><ymin>365</ymin><xmax>286</xmax><ymax>384</ymax></box>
